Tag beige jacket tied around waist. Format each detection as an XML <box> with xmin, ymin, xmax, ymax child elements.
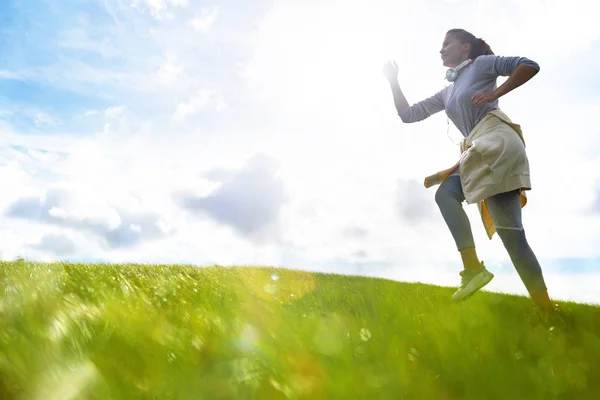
<box><xmin>424</xmin><ymin>109</ymin><xmax>530</xmax><ymax>239</ymax></box>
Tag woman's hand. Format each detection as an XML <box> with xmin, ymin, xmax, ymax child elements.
<box><xmin>382</xmin><ymin>60</ymin><xmax>399</xmax><ymax>82</ymax></box>
<box><xmin>471</xmin><ymin>91</ymin><xmax>498</xmax><ymax>107</ymax></box>
<box><xmin>383</xmin><ymin>60</ymin><xmax>410</xmax><ymax>114</ymax></box>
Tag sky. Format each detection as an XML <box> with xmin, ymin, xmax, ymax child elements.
<box><xmin>1</xmin><ymin>0</ymin><xmax>600</xmax><ymax>305</ymax></box>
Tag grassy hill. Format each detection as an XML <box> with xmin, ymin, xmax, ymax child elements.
<box><xmin>1</xmin><ymin>261</ymin><xmax>599</xmax><ymax>399</ymax></box>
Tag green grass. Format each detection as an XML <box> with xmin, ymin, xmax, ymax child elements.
<box><xmin>1</xmin><ymin>261</ymin><xmax>600</xmax><ymax>399</ymax></box>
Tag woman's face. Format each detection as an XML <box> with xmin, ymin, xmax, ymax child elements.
<box><xmin>440</xmin><ymin>34</ymin><xmax>469</xmax><ymax>68</ymax></box>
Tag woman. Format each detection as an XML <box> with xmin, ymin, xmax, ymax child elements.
<box><xmin>383</xmin><ymin>28</ymin><xmax>554</xmax><ymax>311</ymax></box>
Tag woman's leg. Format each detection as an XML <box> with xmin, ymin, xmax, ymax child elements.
<box><xmin>484</xmin><ymin>189</ymin><xmax>553</xmax><ymax>309</ymax></box>
<box><xmin>435</xmin><ymin>175</ymin><xmax>494</xmax><ymax>301</ymax></box>
<box><xmin>435</xmin><ymin>175</ymin><xmax>480</xmax><ymax>270</ymax></box>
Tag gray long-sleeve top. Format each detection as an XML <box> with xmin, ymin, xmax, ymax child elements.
<box><xmin>398</xmin><ymin>55</ymin><xmax>540</xmax><ymax>137</ymax></box>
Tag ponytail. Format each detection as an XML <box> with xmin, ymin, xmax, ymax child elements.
<box><xmin>471</xmin><ymin>37</ymin><xmax>494</xmax><ymax>58</ymax></box>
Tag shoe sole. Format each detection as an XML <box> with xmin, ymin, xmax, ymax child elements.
<box><xmin>452</xmin><ymin>271</ymin><xmax>494</xmax><ymax>302</ymax></box>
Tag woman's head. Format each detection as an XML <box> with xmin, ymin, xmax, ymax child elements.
<box><xmin>440</xmin><ymin>29</ymin><xmax>494</xmax><ymax>68</ymax></box>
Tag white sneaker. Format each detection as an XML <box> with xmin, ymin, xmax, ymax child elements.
<box><xmin>452</xmin><ymin>263</ymin><xmax>494</xmax><ymax>302</ymax></box>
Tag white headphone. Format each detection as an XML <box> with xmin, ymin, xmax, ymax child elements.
<box><xmin>445</xmin><ymin>58</ymin><xmax>473</xmax><ymax>82</ymax></box>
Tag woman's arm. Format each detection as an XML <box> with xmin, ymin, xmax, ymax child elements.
<box><xmin>388</xmin><ymin>79</ymin><xmax>410</xmax><ymax>114</ymax></box>
<box><xmin>383</xmin><ymin>61</ymin><xmax>409</xmax><ymax>113</ymax></box>
<box><xmin>382</xmin><ymin>60</ymin><xmax>446</xmax><ymax>122</ymax></box>
<box><xmin>492</xmin><ymin>65</ymin><xmax>539</xmax><ymax>99</ymax></box>
<box><xmin>472</xmin><ymin>56</ymin><xmax>540</xmax><ymax>107</ymax></box>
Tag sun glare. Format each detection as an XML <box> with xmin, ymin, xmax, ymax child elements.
<box><xmin>247</xmin><ymin>2</ymin><xmax>396</xmax><ymax>117</ymax></box>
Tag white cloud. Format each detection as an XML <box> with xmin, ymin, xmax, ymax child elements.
<box><xmin>48</xmin><ymin>207</ymin><xmax>69</xmax><ymax>219</ymax></box>
<box><xmin>34</xmin><ymin>113</ymin><xmax>58</xmax><ymax>126</ymax></box>
<box><xmin>131</xmin><ymin>0</ymin><xmax>188</xmax><ymax>20</ymax></box>
<box><xmin>503</xmin><ymin>0</ymin><xmax>600</xmax><ymax>58</ymax></box>
<box><xmin>178</xmin><ymin>153</ymin><xmax>288</xmax><ymax>244</ymax></box>
<box><xmin>0</xmin><ymin>70</ymin><xmax>20</xmax><ymax>79</ymax></box>
<box><xmin>189</xmin><ymin>6</ymin><xmax>219</xmax><ymax>32</ymax></box>
<box><xmin>157</xmin><ymin>53</ymin><xmax>184</xmax><ymax>86</ymax></box>
<box><xmin>130</xmin><ymin>224</ymin><xmax>142</xmax><ymax>233</ymax></box>
<box><xmin>104</xmin><ymin>106</ymin><xmax>126</xmax><ymax>118</ymax></box>
<box><xmin>32</xmin><ymin>233</ymin><xmax>79</xmax><ymax>256</ymax></box>
<box><xmin>174</xmin><ymin>90</ymin><xmax>227</xmax><ymax>121</ymax></box>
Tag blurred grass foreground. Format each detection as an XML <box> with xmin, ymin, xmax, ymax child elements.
<box><xmin>1</xmin><ymin>261</ymin><xmax>600</xmax><ymax>399</ymax></box>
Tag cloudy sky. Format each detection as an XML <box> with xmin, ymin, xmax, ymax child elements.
<box><xmin>1</xmin><ymin>0</ymin><xmax>599</xmax><ymax>304</ymax></box>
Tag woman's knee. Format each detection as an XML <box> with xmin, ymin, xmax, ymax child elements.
<box><xmin>496</xmin><ymin>227</ymin><xmax>528</xmax><ymax>253</ymax></box>
<box><xmin>434</xmin><ymin>185</ymin><xmax>448</xmax><ymax>207</ymax></box>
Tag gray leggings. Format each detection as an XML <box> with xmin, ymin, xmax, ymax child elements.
<box><xmin>435</xmin><ymin>175</ymin><xmax>547</xmax><ymax>294</ymax></box>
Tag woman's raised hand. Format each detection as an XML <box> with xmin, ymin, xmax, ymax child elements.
<box><xmin>382</xmin><ymin>60</ymin><xmax>399</xmax><ymax>82</ymax></box>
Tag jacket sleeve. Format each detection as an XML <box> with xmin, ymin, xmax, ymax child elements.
<box><xmin>398</xmin><ymin>87</ymin><xmax>447</xmax><ymax>123</ymax></box>
<box><xmin>477</xmin><ymin>55</ymin><xmax>540</xmax><ymax>77</ymax></box>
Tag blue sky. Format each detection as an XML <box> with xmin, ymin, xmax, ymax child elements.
<box><xmin>1</xmin><ymin>0</ymin><xmax>600</xmax><ymax>305</ymax></box>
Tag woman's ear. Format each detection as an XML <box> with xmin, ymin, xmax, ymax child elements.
<box><xmin>463</xmin><ymin>42</ymin><xmax>471</xmax><ymax>56</ymax></box>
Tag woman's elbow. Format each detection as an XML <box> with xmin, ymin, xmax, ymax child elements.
<box><xmin>398</xmin><ymin>110</ymin><xmax>411</xmax><ymax>123</ymax></box>
<box><xmin>522</xmin><ymin>59</ymin><xmax>540</xmax><ymax>73</ymax></box>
